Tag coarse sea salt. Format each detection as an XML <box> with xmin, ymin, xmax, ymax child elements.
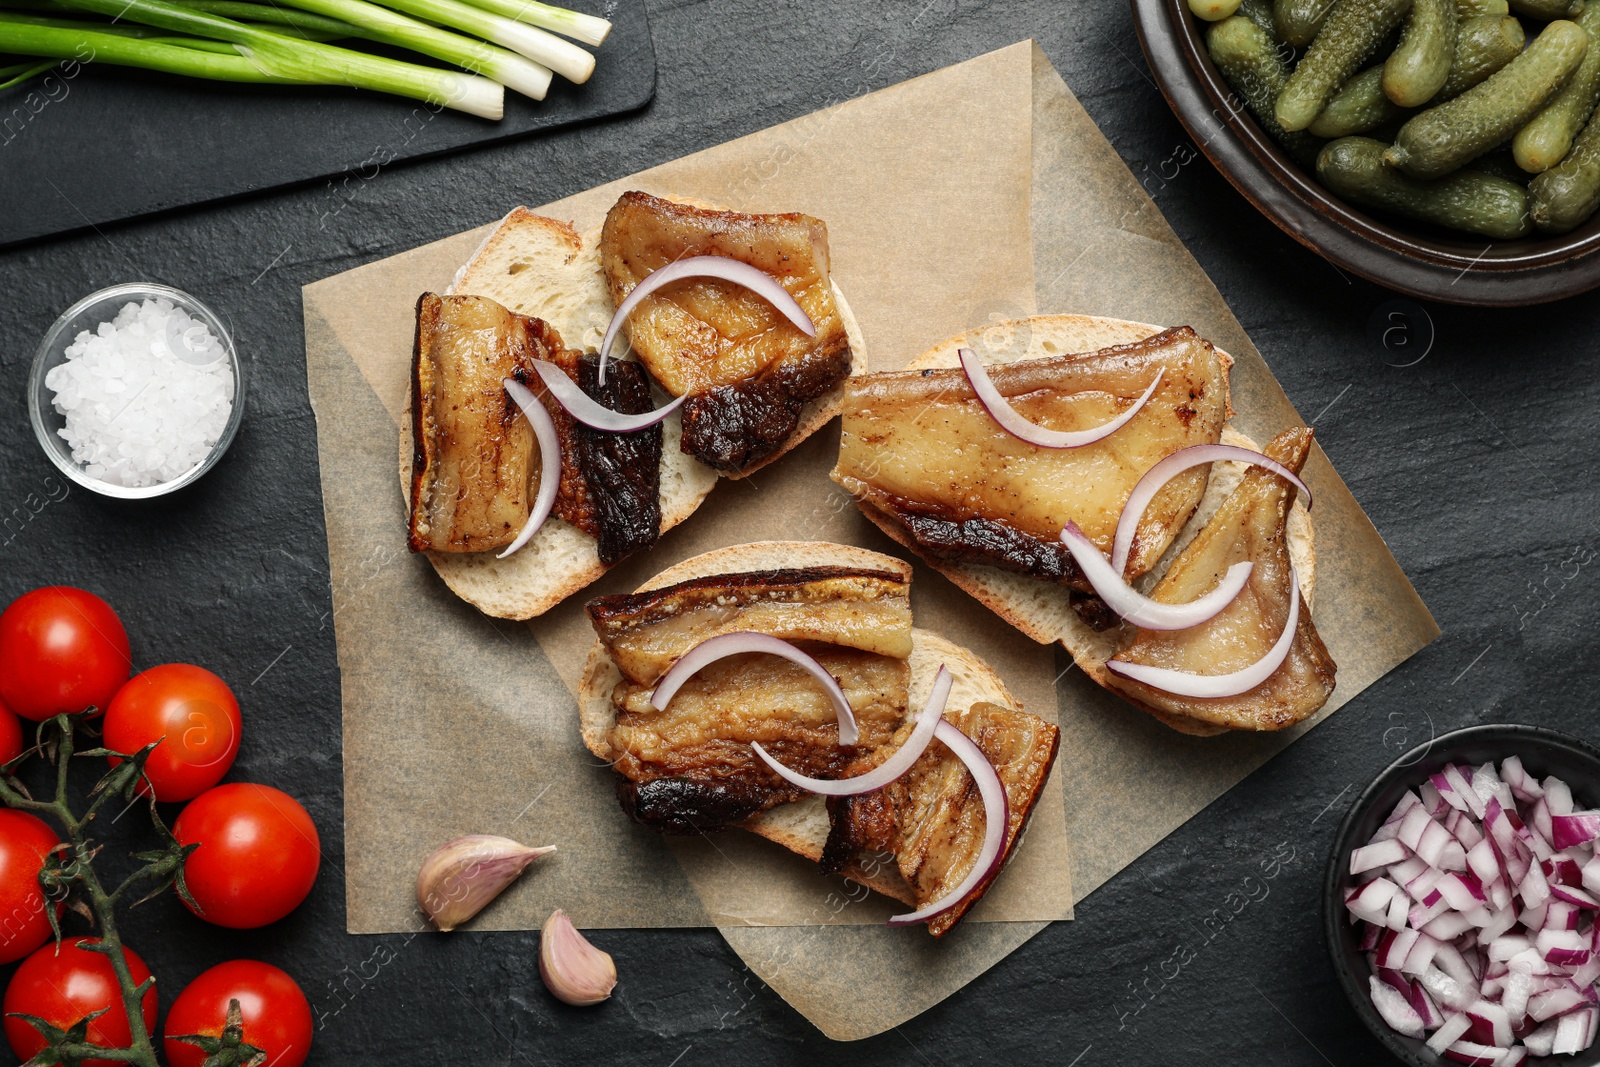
<box><xmin>45</xmin><ymin>298</ymin><xmax>234</xmax><ymax>488</ymax></box>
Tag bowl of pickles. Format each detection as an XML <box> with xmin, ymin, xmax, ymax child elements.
<box><xmin>1131</xmin><ymin>0</ymin><xmax>1600</xmax><ymax>306</ymax></box>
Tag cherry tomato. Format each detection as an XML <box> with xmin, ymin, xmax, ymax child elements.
<box><xmin>103</xmin><ymin>665</ymin><xmax>241</xmax><ymax>802</ymax></box>
<box><xmin>0</xmin><ymin>697</ymin><xmax>24</xmax><ymax>767</ymax></box>
<box><xmin>174</xmin><ymin>784</ymin><xmax>320</xmax><ymax>929</ymax></box>
<box><xmin>0</xmin><ymin>810</ymin><xmax>61</xmax><ymax>965</ymax></box>
<box><xmin>3</xmin><ymin>936</ymin><xmax>157</xmax><ymax>1067</ymax></box>
<box><xmin>163</xmin><ymin>960</ymin><xmax>312</xmax><ymax>1067</ymax></box>
<box><xmin>0</xmin><ymin>587</ymin><xmax>130</xmax><ymax>722</ymax></box>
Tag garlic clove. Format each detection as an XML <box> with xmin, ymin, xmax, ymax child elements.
<box><xmin>539</xmin><ymin>909</ymin><xmax>617</xmax><ymax>1006</ymax></box>
<box><xmin>417</xmin><ymin>834</ymin><xmax>555</xmax><ymax>932</ymax></box>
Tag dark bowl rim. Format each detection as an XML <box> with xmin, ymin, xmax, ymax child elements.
<box><xmin>1128</xmin><ymin>0</ymin><xmax>1600</xmax><ymax>307</ymax></box>
<box><xmin>1321</xmin><ymin>723</ymin><xmax>1600</xmax><ymax>1066</ymax></box>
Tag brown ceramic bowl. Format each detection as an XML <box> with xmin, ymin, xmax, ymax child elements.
<box><xmin>1130</xmin><ymin>0</ymin><xmax>1600</xmax><ymax>306</ymax></box>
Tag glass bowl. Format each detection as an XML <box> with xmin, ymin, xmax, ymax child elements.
<box><xmin>28</xmin><ymin>283</ymin><xmax>245</xmax><ymax>500</ymax></box>
<box><xmin>1323</xmin><ymin>723</ymin><xmax>1600</xmax><ymax>1067</ymax></box>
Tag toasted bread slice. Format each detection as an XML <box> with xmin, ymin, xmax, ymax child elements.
<box><xmin>841</xmin><ymin>316</ymin><xmax>1315</xmax><ymax>737</ymax></box>
<box><xmin>576</xmin><ymin>541</ymin><xmax>1024</xmax><ymax>907</ymax></box>
<box><xmin>401</xmin><ymin>202</ymin><xmax>865</xmax><ymax>620</ymax></box>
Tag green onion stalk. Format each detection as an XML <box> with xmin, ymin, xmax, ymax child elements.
<box><xmin>174</xmin><ymin>0</ymin><xmax>553</xmax><ymax>98</ymax></box>
<box><xmin>44</xmin><ymin>0</ymin><xmax>506</xmax><ymax>115</ymax></box>
<box><xmin>361</xmin><ymin>0</ymin><xmax>593</xmax><ymax>81</ymax></box>
<box><xmin>451</xmin><ymin>0</ymin><xmax>608</xmax><ymax>47</ymax></box>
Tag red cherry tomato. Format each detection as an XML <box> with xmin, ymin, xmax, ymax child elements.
<box><xmin>103</xmin><ymin>665</ymin><xmax>241</xmax><ymax>802</ymax></box>
<box><xmin>0</xmin><ymin>588</ymin><xmax>130</xmax><ymax>722</ymax></box>
<box><xmin>0</xmin><ymin>697</ymin><xmax>24</xmax><ymax>767</ymax></box>
<box><xmin>0</xmin><ymin>810</ymin><xmax>61</xmax><ymax>965</ymax></box>
<box><xmin>174</xmin><ymin>784</ymin><xmax>320</xmax><ymax>929</ymax></box>
<box><xmin>3</xmin><ymin>936</ymin><xmax>157</xmax><ymax>1067</ymax></box>
<box><xmin>163</xmin><ymin>960</ymin><xmax>312</xmax><ymax>1067</ymax></box>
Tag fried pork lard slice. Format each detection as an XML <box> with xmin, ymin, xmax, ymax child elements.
<box><xmin>832</xmin><ymin>327</ymin><xmax>1229</xmax><ymax>590</ymax></box>
<box><xmin>820</xmin><ymin>701</ymin><xmax>1060</xmax><ymax>937</ymax></box>
<box><xmin>598</xmin><ymin>191</ymin><xmax>853</xmax><ymax>474</ymax></box>
<box><xmin>1106</xmin><ymin>426</ymin><xmax>1337</xmax><ymax>734</ymax></box>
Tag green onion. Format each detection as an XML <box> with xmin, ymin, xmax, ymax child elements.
<box><xmin>359</xmin><ymin>0</ymin><xmax>592</xmax><ymax>82</ymax></box>
<box><xmin>0</xmin><ymin>55</ymin><xmax>52</xmax><ymax>87</ymax></box>
<box><xmin>46</xmin><ymin>0</ymin><xmax>505</xmax><ymax>115</ymax></box>
<box><xmin>176</xmin><ymin>0</ymin><xmax>551</xmax><ymax>98</ymax></box>
<box><xmin>165</xmin><ymin>0</ymin><xmax>366</xmax><ymax>38</ymax></box>
<box><xmin>450</xmin><ymin>0</ymin><xmax>607</xmax><ymax>47</ymax></box>
<box><xmin>0</xmin><ymin>21</ymin><xmax>295</xmax><ymax>82</ymax></box>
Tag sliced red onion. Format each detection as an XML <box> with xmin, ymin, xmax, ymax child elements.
<box><xmin>1552</xmin><ymin>813</ymin><xmax>1600</xmax><ymax>850</ymax></box>
<box><xmin>1353</xmin><ymin>839</ymin><xmax>1409</xmax><ymax>874</ymax></box>
<box><xmin>1371</xmin><ymin>974</ymin><xmax>1426</xmax><ymax>1039</ymax></box>
<box><xmin>750</xmin><ymin>666</ymin><xmax>951</xmax><ymax>797</ymax></box>
<box><xmin>1109</xmin><ymin>444</ymin><xmax>1314</xmax><ymax>575</ymax></box>
<box><xmin>497</xmin><ymin>378</ymin><xmax>563</xmax><ymax>559</ymax></box>
<box><xmin>1104</xmin><ymin>563</ymin><xmax>1299</xmax><ymax>698</ymax></box>
<box><xmin>596</xmin><ymin>254</ymin><xmax>816</xmax><ymax>384</ymax></box>
<box><xmin>1427</xmin><ymin>1013</ymin><xmax>1472</xmax><ymax>1054</ymax></box>
<box><xmin>886</xmin><ymin>719</ymin><xmax>1008</xmax><ymax>928</ymax></box>
<box><xmin>649</xmin><ymin>632</ymin><xmax>859</xmax><ymax>746</ymax></box>
<box><xmin>528</xmin><ymin>359</ymin><xmax>685</xmax><ymax>433</ymax></box>
<box><xmin>958</xmin><ymin>348</ymin><xmax>1162</xmax><ymax>449</ymax></box>
<box><xmin>1058</xmin><ymin>522</ymin><xmax>1253</xmax><ymax>631</ymax></box>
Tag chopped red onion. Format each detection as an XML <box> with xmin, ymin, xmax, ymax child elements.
<box><xmin>1057</xmin><ymin>522</ymin><xmax>1252</xmax><ymax>631</ymax></box>
<box><xmin>1346</xmin><ymin>758</ymin><xmax>1600</xmax><ymax>1060</ymax></box>
<box><xmin>528</xmin><ymin>359</ymin><xmax>685</xmax><ymax>433</ymax></box>
<box><xmin>751</xmin><ymin>666</ymin><xmax>951</xmax><ymax>796</ymax></box>
<box><xmin>886</xmin><ymin>719</ymin><xmax>1008</xmax><ymax>928</ymax></box>
<box><xmin>1108</xmin><ymin>443</ymin><xmax>1313</xmax><ymax>575</ymax></box>
<box><xmin>958</xmin><ymin>348</ymin><xmax>1162</xmax><ymax>449</ymax></box>
<box><xmin>1103</xmin><ymin>563</ymin><xmax>1299</xmax><ymax>698</ymax></box>
<box><xmin>596</xmin><ymin>254</ymin><xmax>816</xmax><ymax>385</ymax></box>
<box><xmin>649</xmin><ymin>632</ymin><xmax>859</xmax><ymax>745</ymax></box>
<box><xmin>497</xmin><ymin>378</ymin><xmax>563</xmax><ymax>559</ymax></box>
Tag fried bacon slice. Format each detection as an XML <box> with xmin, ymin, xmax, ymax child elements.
<box><xmin>598</xmin><ymin>191</ymin><xmax>853</xmax><ymax>474</ymax></box>
<box><xmin>820</xmin><ymin>700</ymin><xmax>1060</xmax><ymax>937</ymax></box>
<box><xmin>1106</xmin><ymin>426</ymin><xmax>1337</xmax><ymax>734</ymax></box>
<box><xmin>407</xmin><ymin>293</ymin><xmax>662</xmax><ymax>564</ymax></box>
<box><xmin>832</xmin><ymin>327</ymin><xmax>1229</xmax><ymax>590</ymax></box>
<box><xmin>586</xmin><ymin>566</ymin><xmax>914</xmax><ymax>686</ymax></box>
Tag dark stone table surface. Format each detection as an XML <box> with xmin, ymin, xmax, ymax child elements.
<box><xmin>1</xmin><ymin>1</ymin><xmax>1595</xmax><ymax>1063</ymax></box>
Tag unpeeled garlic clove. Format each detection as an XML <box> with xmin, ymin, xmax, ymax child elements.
<box><xmin>539</xmin><ymin>908</ymin><xmax>617</xmax><ymax>1006</ymax></box>
<box><xmin>417</xmin><ymin>835</ymin><xmax>555</xmax><ymax>932</ymax></box>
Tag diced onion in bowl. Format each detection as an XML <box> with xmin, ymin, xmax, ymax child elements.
<box><xmin>1346</xmin><ymin>759</ymin><xmax>1600</xmax><ymax>1062</ymax></box>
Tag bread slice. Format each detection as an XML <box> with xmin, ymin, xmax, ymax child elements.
<box><xmin>400</xmin><ymin>201</ymin><xmax>865</xmax><ymax>620</ymax></box>
<box><xmin>576</xmin><ymin>541</ymin><xmax>1020</xmax><ymax>907</ymax></box>
<box><xmin>844</xmin><ymin>315</ymin><xmax>1315</xmax><ymax>736</ymax></box>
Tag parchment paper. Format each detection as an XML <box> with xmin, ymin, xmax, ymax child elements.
<box><xmin>302</xmin><ymin>41</ymin><xmax>1439</xmax><ymax>1040</ymax></box>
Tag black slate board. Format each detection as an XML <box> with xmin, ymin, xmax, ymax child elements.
<box><xmin>0</xmin><ymin>0</ymin><xmax>653</xmax><ymax>248</ymax></box>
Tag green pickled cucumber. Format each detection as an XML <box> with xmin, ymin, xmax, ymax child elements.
<box><xmin>1386</xmin><ymin>0</ymin><xmax>1458</xmax><ymax>106</ymax></box>
<box><xmin>1530</xmin><ymin>108</ymin><xmax>1600</xmax><ymax>230</ymax></box>
<box><xmin>1438</xmin><ymin>14</ymin><xmax>1526</xmax><ymax>99</ymax></box>
<box><xmin>1240</xmin><ymin>0</ymin><xmax>1280</xmax><ymax>31</ymax></box>
<box><xmin>1515</xmin><ymin>2</ymin><xmax>1600</xmax><ymax>172</ymax></box>
<box><xmin>1465</xmin><ymin>146</ymin><xmax>1532</xmax><ymax>182</ymax></box>
<box><xmin>1456</xmin><ymin>0</ymin><xmax>1509</xmax><ymax>15</ymax></box>
<box><xmin>1310</xmin><ymin>67</ymin><xmax>1405</xmax><ymax>135</ymax></box>
<box><xmin>1209</xmin><ymin>15</ymin><xmax>1325</xmax><ymax>163</ymax></box>
<box><xmin>1318</xmin><ymin>135</ymin><xmax>1532</xmax><ymax>235</ymax></box>
<box><xmin>1387</xmin><ymin>20</ymin><xmax>1590</xmax><ymax>178</ymax></box>
<box><xmin>1276</xmin><ymin>0</ymin><xmax>1415</xmax><ymax>132</ymax></box>
<box><xmin>1275</xmin><ymin>0</ymin><xmax>1336</xmax><ymax>45</ymax></box>
<box><xmin>1191</xmin><ymin>0</ymin><xmax>1245</xmax><ymax>19</ymax></box>
<box><xmin>1509</xmin><ymin>0</ymin><xmax>1581</xmax><ymax>18</ymax></box>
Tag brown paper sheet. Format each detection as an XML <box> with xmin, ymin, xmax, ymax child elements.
<box><xmin>302</xmin><ymin>41</ymin><xmax>1439</xmax><ymax>1041</ymax></box>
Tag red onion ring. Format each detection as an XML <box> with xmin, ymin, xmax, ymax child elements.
<box><xmin>597</xmin><ymin>254</ymin><xmax>817</xmax><ymax>385</ymax></box>
<box><xmin>530</xmin><ymin>359</ymin><xmax>685</xmax><ymax>433</ymax></box>
<box><xmin>750</xmin><ymin>666</ymin><xmax>952</xmax><ymax>796</ymax></box>
<box><xmin>1105</xmin><ymin>565</ymin><xmax>1301</xmax><ymax>698</ymax></box>
<box><xmin>887</xmin><ymin>718</ymin><xmax>1009</xmax><ymax>927</ymax></box>
<box><xmin>959</xmin><ymin>348</ymin><xmax>1163</xmax><ymax>449</ymax></box>
<box><xmin>1110</xmin><ymin>444</ymin><xmax>1313</xmax><ymax>576</ymax></box>
<box><xmin>1059</xmin><ymin>522</ymin><xmax>1254</xmax><ymax>631</ymax></box>
<box><xmin>497</xmin><ymin>378</ymin><xmax>563</xmax><ymax>560</ymax></box>
<box><xmin>649</xmin><ymin>631</ymin><xmax>859</xmax><ymax>745</ymax></box>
